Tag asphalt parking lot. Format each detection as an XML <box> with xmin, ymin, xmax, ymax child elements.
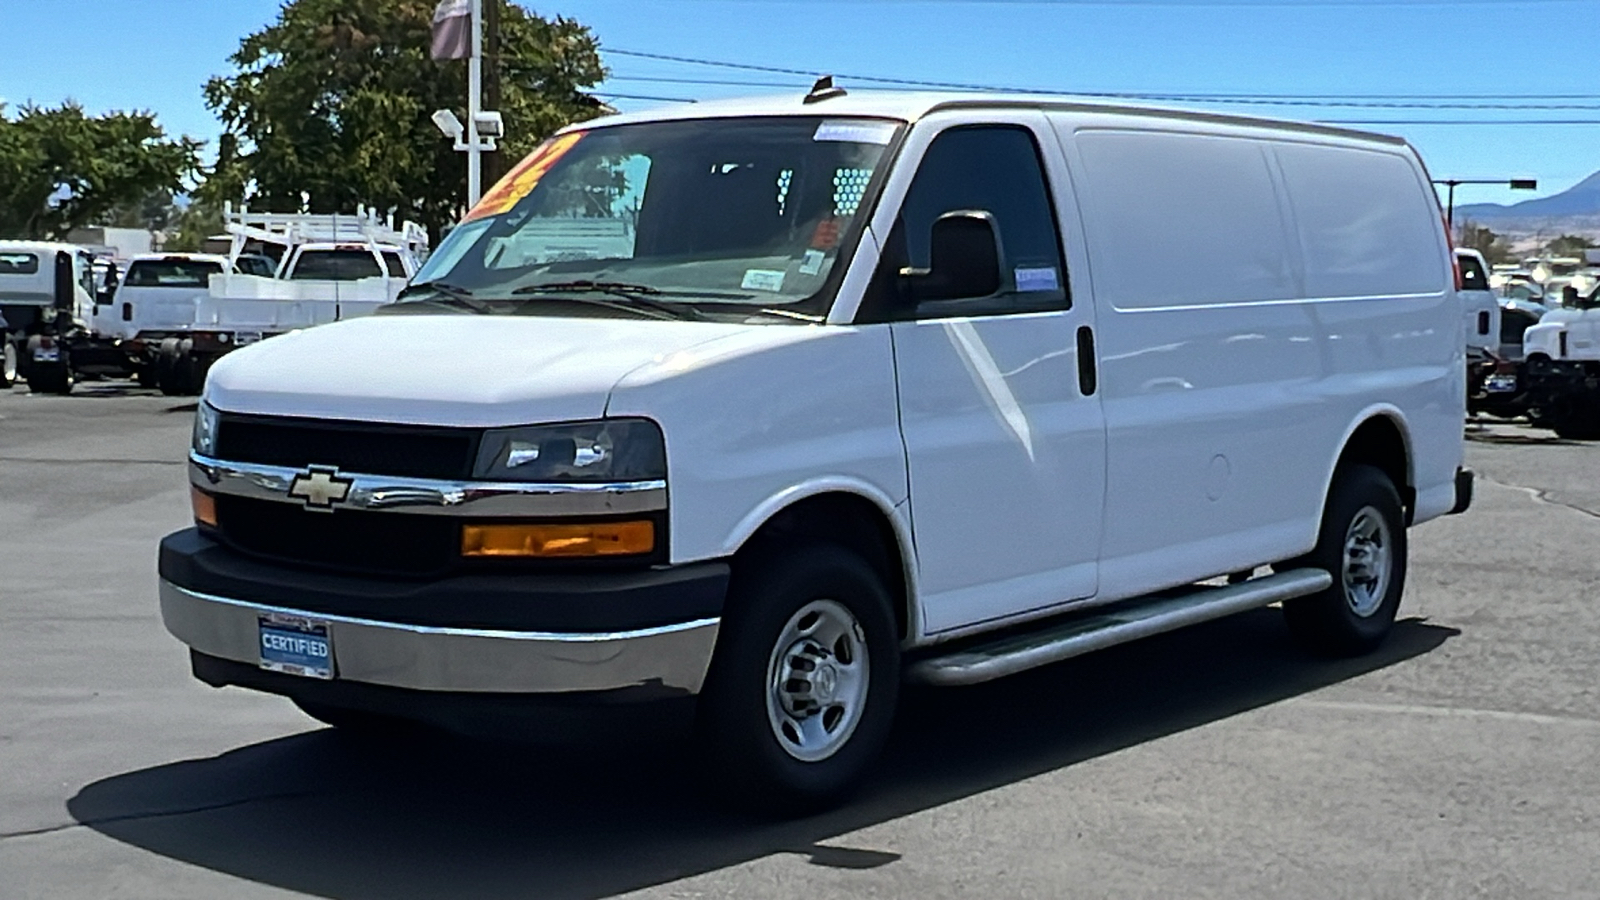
<box><xmin>2</xmin><ymin>383</ymin><xmax>1597</xmax><ymax>899</ymax></box>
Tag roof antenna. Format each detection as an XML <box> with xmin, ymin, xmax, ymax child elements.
<box><xmin>804</xmin><ymin>75</ymin><xmax>848</xmax><ymax>104</ymax></box>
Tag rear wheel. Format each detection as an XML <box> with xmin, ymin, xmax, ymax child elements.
<box><xmin>1280</xmin><ymin>464</ymin><xmax>1407</xmax><ymax>657</ymax></box>
<box><xmin>695</xmin><ymin>544</ymin><xmax>900</xmax><ymax>814</ymax></box>
<box><xmin>157</xmin><ymin>339</ymin><xmax>200</xmax><ymax>396</ymax></box>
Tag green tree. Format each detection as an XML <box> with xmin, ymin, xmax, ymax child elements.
<box><xmin>0</xmin><ymin>103</ymin><xmax>199</xmax><ymax>239</ymax></box>
<box><xmin>1544</xmin><ymin>234</ymin><xmax>1597</xmax><ymax>258</ymax></box>
<box><xmin>204</xmin><ymin>0</ymin><xmax>607</xmax><ymax>236</ymax></box>
<box><xmin>1457</xmin><ymin>220</ymin><xmax>1515</xmax><ymax>266</ymax></box>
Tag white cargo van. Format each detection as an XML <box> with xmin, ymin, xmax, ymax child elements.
<box><xmin>160</xmin><ymin>89</ymin><xmax>1471</xmax><ymax>810</ymax></box>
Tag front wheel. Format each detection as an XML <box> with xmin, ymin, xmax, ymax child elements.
<box><xmin>1280</xmin><ymin>464</ymin><xmax>1407</xmax><ymax>657</ymax></box>
<box><xmin>695</xmin><ymin>544</ymin><xmax>900</xmax><ymax>814</ymax></box>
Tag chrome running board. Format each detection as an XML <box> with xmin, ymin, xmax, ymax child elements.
<box><xmin>906</xmin><ymin>568</ymin><xmax>1333</xmax><ymax>687</ymax></box>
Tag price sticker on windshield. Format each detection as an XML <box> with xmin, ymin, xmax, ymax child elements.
<box><xmin>463</xmin><ymin>131</ymin><xmax>586</xmax><ymax>223</ymax></box>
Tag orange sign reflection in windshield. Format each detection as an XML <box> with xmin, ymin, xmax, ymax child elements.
<box><xmin>462</xmin><ymin>131</ymin><xmax>586</xmax><ymax>223</ymax></box>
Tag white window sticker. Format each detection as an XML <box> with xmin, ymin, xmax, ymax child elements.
<box><xmin>1015</xmin><ymin>267</ymin><xmax>1060</xmax><ymax>293</ymax></box>
<box><xmin>799</xmin><ymin>249</ymin><xmax>827</xmax><ymax>276</ymax></box>
<box><xmin>814</xmin><ymin>120</ymin><xmax>897</xmax><ymax>145</ymax></box>
<box><xmin>741</xmin><ymin>269</ymin><xmax>787</xmax><ymax>292</ymax></box>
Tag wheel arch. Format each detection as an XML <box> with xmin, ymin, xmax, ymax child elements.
<box><xmin>1327</xmin><ymin>408</ymin><xmax>1415</xmax><ymax>524</ymax></box>
<box><xmin>725</xmin><ymin>480</ymin><xmax>919</xmax><ymax>643</ymax></box>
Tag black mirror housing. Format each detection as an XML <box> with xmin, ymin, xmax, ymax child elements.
<box><xmin>903</xmin><ymin>210</ymin><xmax>1003</xmax><ymax>303</ymax></box>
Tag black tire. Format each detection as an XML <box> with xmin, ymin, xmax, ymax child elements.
<box><xmin>291</xmin><ymin>699</ymin><xmax>421</xmax><ymax>736</ymax></box>
<box><xmin>135</xmin><ymin>363</ymin><xmax>159</xmax><ymax>389</ymax></box>
<box><xmin>695</xmin><ymin>543</ymin><xmax>900</xmax><ymax>814</ymax></box>
<box><xmin>25</xmin><ymin>361</ymin><xmax>73</xmax><ymax>395</ymax></box>
<box><xmin>1279</xmin><ymin>464</ymin><xmax>1407</xmax><ymax>657</ymax></box>
<box><xmin>1550</xmin><ymin>400</ymin><xmax>1600</xmax><ymax>440</ymax></box>
<box><xmin>157</xmin><ymin>339</ymin><xmax>196</xmax><ymax>396</ymax></box>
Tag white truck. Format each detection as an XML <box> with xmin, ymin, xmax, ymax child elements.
<box><xmin>159</xmin><ymin>89</ymin><xmax>1472</xmax><ymax>811</ymax></box>
<box><xmin>0</xmin><ymin>241</ymin><xmax>144</xmax><ymax>393</ymax></box>
<box><xmin>1522</xmin><ymin>278</ymin><xmax>1600</xmax><ymax>437</ymax></box>
<box><xmin>150</xmin><ymin>206</ymin><xmax>428</xmax><ymax>395</ymax></box>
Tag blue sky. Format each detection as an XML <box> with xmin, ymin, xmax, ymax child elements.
<box><xmin>2</xmin><ymin>0</ymin><xmax>1596</xmax><ymax>205</ymax></box>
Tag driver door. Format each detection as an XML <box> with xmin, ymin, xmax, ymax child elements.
<box><xmin>865</xmin><ymin>115</ymin><xmax>1106</xmax><ymax>636</ymax></box>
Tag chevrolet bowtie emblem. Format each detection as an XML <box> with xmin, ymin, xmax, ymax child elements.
<box><xmin>288</xmin><ymin>466</ymin><xmax>354</xmax><ymax>511</ymax></box>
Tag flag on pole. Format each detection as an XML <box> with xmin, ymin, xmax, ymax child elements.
<box><xmin>431</xmin><ymin>0</ymin><xmax>472</xmax><ymax>61</ymax></box>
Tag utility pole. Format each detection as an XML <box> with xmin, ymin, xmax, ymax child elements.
<box><xmin>482</xmin><ymin>0</ymin><xmax>505</xmax><ymax>189</ymax></box>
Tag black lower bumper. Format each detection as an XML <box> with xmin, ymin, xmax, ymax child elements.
<box><xmin>191</xmin><ymin>650</ymin><xmax>698</xmax><ymax>740</ymax></box>
<box><xmin>159</xmin><ymin>528</ymin><xmax>730</xmax><ymax>633</ymax></box>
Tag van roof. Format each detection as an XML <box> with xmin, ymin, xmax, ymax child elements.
<box><xmin>564</xmin><ymin>90</ymin><xmax>1409</xmax><ymax>148</ymax></box>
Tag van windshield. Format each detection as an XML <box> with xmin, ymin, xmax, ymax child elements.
<box><xmin>406</xmin><ymin>116</ymin><xmax>903</xmax><ymax>320</ymax></box>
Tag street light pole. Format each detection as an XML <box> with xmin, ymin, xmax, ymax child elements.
<box><xmin>466</xmin><ymin>0</ymin><xmax>484</xmax><ymax>207</ymax></box>
<box><xmin>1433</xmin><ymin>177</ymin><xmax>1539</xmax><ymax>233</ymax></box>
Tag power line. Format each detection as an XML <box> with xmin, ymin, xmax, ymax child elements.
<box><xmin>606</xmin><ymin>74</ymin><xmax>1600</xmax><ymax>103</ymax></box>
<box><xmin>604</xmin><ymin>52</ymin><xmax>1600</xmax><ymax>113</ymax></box>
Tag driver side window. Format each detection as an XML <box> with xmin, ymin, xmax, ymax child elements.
<box><xmin>860</xmin><ymin>124</ymin><xmax>1069</xmax><ymax>322</ymax></box>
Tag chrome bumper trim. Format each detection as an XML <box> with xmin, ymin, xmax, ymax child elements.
<box><xmin>159</xmin><ymin>580</ymin><xmax>719</xmax><ymax>694</ymax></box>
<box><xmin>189</xmin><ymin>453</ymin><xmax>667</xmax><ymax>517</ymax></box>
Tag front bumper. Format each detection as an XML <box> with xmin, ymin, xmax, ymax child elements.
<box><xmin>158</xmin><ymin>530</ymin><xmax>728</xmax><ymax>697</ymax></box>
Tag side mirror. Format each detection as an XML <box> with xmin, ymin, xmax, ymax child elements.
<box><xmin>901</xmin><ymin>210</ymin><xmax>1003</xmax><ymax>303</ymax></box>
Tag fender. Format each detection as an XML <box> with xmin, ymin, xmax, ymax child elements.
<box><xmin>720</xmin><ymin>476</ymin><xmax>924</xmax><ymax>643</ymax></box>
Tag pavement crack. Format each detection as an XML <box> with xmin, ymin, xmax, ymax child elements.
<box><xmin>0</xmin><ymin>789</ymin><xmax>324</xmax><ymax>842</ymax></box>
<box><xmin>1475</xmin><ymin>473</ymin><xmax>1600</xmax><ymax>520</ymax></box>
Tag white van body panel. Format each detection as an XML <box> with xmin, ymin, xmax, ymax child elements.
<box><xmin>1047</xmin><ymin>114</ymin><xmax>1459</xmax><ymax>604</ymax></box>
<box><xmin>606</xmin><ymin>325</ymin><xmax>908</xmax><ymax>570</ymax></box>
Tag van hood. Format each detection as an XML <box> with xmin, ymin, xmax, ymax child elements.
<box><xmin>204</xmin><ymin>314</ymin><xmax>759</xmax><ymax>427</ymax></box>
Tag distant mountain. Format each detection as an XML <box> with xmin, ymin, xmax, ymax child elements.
<box><xmin>1456</xmin><ymin>170</ymin><xmax>1600</xmax><ymax>220</ymax></box>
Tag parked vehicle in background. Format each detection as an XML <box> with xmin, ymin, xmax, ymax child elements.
<box><xmin>158</xmin><ymin>91</ymin><xmax>1471</xmax><ymax>810</ymax></box>
<box><xmin>0</xmin><ymin>241</ymin><xmax>121</xmax><ymax>393</ymax></box>
<box><xmin>1459</xmin><ymin>249</ymin><xmax>1503</xmax><ymax>415</ymax></box>
<box><xmin>1523</xmin><ymin>279</ymin><xmax>1600</xmax><ymax>438</ymax></box>
<box><xmin>152</xmin><ymin>205</ymin><xmax>429</xmax><ymax>396</ymax></box>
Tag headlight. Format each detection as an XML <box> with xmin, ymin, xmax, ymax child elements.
<box><xmin>474</xmin><ymin>419</ymin><xmax>665</xmax><ymax>483</ymax></box>
<box><xmin>192</xmin><ymin>401</ymin><xmax>220</xmax><ymax>457</ymax></box>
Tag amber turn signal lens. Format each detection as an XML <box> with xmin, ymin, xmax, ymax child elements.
<box><xmin>191</xmin><ymin>486</ymin><xmax>218</xmax><ymax>528</ymax></box>
<box><xmin>461</xmin><ymin>521</ymin><xmax>654</xmax><ymax>558</ymax></box>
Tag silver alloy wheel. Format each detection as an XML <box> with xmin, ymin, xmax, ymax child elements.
<box><xmin>765</xmin><ymin>598</ymin><xmax>870</xmax><ymax>763</ymax></box>
<box><xmin>1342</xmin><ymin>506</ymin><xmax>1392</xmax><ymax>617</ymax></box>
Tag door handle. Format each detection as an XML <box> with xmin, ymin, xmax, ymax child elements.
<box><xmin>1076</xmin><ymin>325</ymin><xmax>1097</xmax><ymax>396</ymax></box>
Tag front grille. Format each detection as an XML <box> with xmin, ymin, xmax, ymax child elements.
<box><xmin>215</xmin><ymin>414</ymin><xmax>478</xmax><ymax>480</ymax></box>
<box><xmin>214</xmin><ymin>495</ymin><xmax>458</xmax><ymax>577</ymax></box>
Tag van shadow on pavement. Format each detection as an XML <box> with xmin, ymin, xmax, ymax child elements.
<box><xmin>68</xmin><ymin>611</ymin><xmax>1455</xmax><ymax>900</ymax></box>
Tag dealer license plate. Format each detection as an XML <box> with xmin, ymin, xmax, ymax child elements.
<box><xmin>258</xmin><ymin>613</ymin><xmax>333</xmax><ymax>679</ymax></box>
<box><xmin>32</xmin><ymin>347</ymin><xmax>59</xmax><ymax>362</ymax></box>
<box><xmin>1486</xmin><ymin>374</ymin><xmax>1518</xmax><ymax>393</ymax></box>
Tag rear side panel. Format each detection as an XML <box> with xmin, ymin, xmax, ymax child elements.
<box><xmin>1050</xmin><ymin>114</ymin><xmax>1460</xmax><ymax>601</ymax></box>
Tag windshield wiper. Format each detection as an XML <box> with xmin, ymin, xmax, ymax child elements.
<box><xmin>511</xmin><ymin>280</ymin><xmax>708</xmax><ymax>321</ymax></box>
<box><xmin>396</xmin><ymin>280</ymin><xmax>494</xmax><ymax>314</ymax></box>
